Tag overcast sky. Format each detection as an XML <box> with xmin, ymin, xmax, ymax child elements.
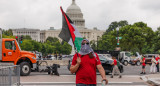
<box><xmin>0</xmin><ymin>0</ymin><xmax>160</xmax><ymax>31</ymax></box>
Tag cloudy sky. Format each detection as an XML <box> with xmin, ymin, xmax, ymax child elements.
<box><xmin>0</xmin><ymin>0</ymin><xmax>160</xmax><ymax>31</ymax></box>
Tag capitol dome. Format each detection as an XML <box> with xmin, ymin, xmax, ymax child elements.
<box><xmin>66</xmin><ymin>0</ymin><xmax>81</xmax><ymax>13</ymax></box>
<box><xmin>66</xmin><ymin>0</ymin><xmax>85</xmax><ymax>29</ymax></box>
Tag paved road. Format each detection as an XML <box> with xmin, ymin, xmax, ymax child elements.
<box><xmin>58</xmin><ymin>64</ymin><xmax>151</xmax><ymax>76</ymax></box>
<box><xmin>21</xmin><ymin>74</ymin><xmax>148</xmax><ymax>86</ymax></box>
<box><xmin>20</xmin><ymin>57</ymin><xmax>152</xmax><ymax>86</ymax></box>
<box><xmin>20</xmin><ymin>64</ymin><xmax>152</xmax><ymax>86</ymax></box>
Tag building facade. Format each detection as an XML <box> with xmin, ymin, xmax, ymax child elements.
<box><xmin>12</xmin><ymin>28</ymin><xmax>40</xmax><ymax>42</ymax></box>
<box><xmin>12</xmin><ymin>0</ymin><xmax>105</xmax><ymax>43</ymax></box>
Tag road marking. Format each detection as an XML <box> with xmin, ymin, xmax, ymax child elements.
<box><xmin>60</xmin><ymin>75</ymin><xmax>75</xmax><ymax>76</ymax></box>
<box><xmin>123</xmin><ymin>75</ymin><xmax>140</xmax><ymax>77</ymax></box>
<box><xmin>21</xmin><ymin>82</ymin><xmax>133</xmax><ymax>84</ymax></box>
<box><xmin>60</xmin><ymin>75</ymin><xmax>141</xmax><ymax>77</ymax></box>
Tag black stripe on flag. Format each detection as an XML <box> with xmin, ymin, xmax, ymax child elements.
<box><xmin>58</xmin><ymin>8</ymin><xmax>74</xmax><ymax>43</ymax></box>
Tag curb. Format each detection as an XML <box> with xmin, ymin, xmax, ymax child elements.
<box><xmin>140</xmin><ymin>75</ymin><xmax>160</xmax><ymax>86</ymax></box>
<box><xmin>147</xmin><ymin>78</ymin><xmax>160</xmax><ymax>86</ymax></box>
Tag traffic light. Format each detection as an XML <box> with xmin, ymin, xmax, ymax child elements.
<box><xmin>16</xmin><ymin>36</ymin><xmax>18</xmax><ymax>41</ymax></box>
<box><xmin>19</xmin><ymin>36</ymin><xmax>23</xmax><ymax>44</ymax></box>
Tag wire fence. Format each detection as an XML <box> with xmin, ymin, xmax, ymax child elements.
<box><xmin>0</xmin><ymin>64</ymin><xmax>20</xmax><ymax>86</ymax></box>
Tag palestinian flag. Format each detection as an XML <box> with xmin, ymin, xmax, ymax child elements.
<box><xmin>59</xmin><ymin>7</ymin><xmax>83</xmax><ymax>52</ymax></box>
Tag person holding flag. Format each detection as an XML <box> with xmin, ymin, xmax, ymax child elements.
<box><xmin>59</xmin><ymin>7</ymin><xmax>108</xmax><ymax>86</ymax></box>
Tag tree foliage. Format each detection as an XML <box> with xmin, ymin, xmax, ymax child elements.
<box><xmin>106</xmin><ymin>20</ymin><xmax>128</xmax><ymax>33</ymax></box>
<box><xmin>99</xmin><ymin>21</ymin><xmax>158</xmax><ymax>54</ymax></box>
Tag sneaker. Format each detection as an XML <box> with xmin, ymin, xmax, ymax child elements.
<box><xmin>110</xmin><ymin>76</ymin><xmax>113</xmax><ymax>78</ymax></box>
<box><xmin>119</xmin><ymin>75</ymin><xmax>122</xmax><ymax>78</ymax></box>
<box><xmin>140</xmin><ymin>72</ymin><xmax>143</xmax><ymax>74</ymax></box>
<box><xmin>143</xmin><ymin>72</ymin><xmax>146</xmax><ymax>74</ymax></box>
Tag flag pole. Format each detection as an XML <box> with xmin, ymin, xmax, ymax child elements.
<box><xmin>60</xmin><ymin>7</ymin><xmax>79</xmax><ymax>55</ymax></box>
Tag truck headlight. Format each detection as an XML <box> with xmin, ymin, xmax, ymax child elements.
<box><xmin>32</xmin><ymin>57</ymin><xmax>36</xmax><ymax>60</ymax></box>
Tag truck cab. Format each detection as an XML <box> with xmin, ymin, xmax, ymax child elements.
<box><xmin>0</xmin><ymin>31</ymin><xmax>37</xmax><ymax>76</ymax></box>
<box><xmin>119</xmin><ymin>51</ymin><xmax>131</xmax><ymax>66</ymax></box>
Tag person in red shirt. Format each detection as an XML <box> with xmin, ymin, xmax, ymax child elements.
<box><xmin>155</xmin><ymin>56</ymin><xmax>160</xmax><ymax>72</ymax></box>
<box><xmin>110</xmin><ymin>56</ymin><xmax>121</xmax><ymax>78</ymax></box>
<box><xmin>70</xmin><ymin>39</ymin><xmax>108</xmax><ymax>86</ymax></box>
<box><xmin>140</xmin><ymin>56</ymin><xmax>146</xmax><ymax>74</ymax></box>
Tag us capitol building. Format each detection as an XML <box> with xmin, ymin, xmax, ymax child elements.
<box><xmin>12</xmin><ymin>0</ymin><xmax>105</xmax><ymax>42</ymax></box>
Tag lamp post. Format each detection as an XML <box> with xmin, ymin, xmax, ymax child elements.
<box><xmin>116</xmin><ymin>27</ymin><xmax>121</xmax><ymax>51</ymax></box>
<box><xmin>116</xmin><ymin>27</ymin><xmax>119</xmax><ymax>47</ymax></box>
<box><xmin>97</xmin><ymin>36</ymin><xmax>100</xmax><ymax>50</ymax></box>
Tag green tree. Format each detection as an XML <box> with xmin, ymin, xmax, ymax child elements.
<box><xmin>100</xmin><ymin>21</ymin><xmax>155</xmax><ymax>54</ymax></box>
<box><xmin>61</xmin><ymin>42</ymin><xmax>72</xmax><ymax>54</ymax></box>
<box><xmin>46</xmin><ymin>37</ymin><xmax>59</xmax><ymax>43</ymax></box>
<box><xmin>23</xmin><ymin>35</ymin><xmax>32</xmax><ymax>40</ymax></box>
<box><xmin>20</xmin><ymin>40</ymin><xmax>34</xmax><ymax>51</ymax></box>
<box><xmin>2</xmin><ymin>29</ymin><xmax>13</xmax><ymax>36</ymax></box>
<box><xmin>31</xmin><ymin>40</ymin><xmax>42</xmax><ymax>52</ymax></box>
<box><xmin>90</xmin><ymin>40</ymin><xmax>97</xmax><ymax>50</ymax></box>
<box><xmin>106</xmin><ymin>20</ymin><xmax>128</xmax><ymax>33</ymax></box>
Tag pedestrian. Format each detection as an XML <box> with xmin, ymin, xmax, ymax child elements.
<box><xmin>110</xmin><ymin>56</ymin><xmax>122</xmax><ymax>78</ymax></box>
<box><xmin>150</xmin><ymin>56</ymin><xmax>157</xmax><ymax>74</ymax></box>
<box><xmin>59</xmin><ymin>54</ymin><xmax>62</xmax><ymax>60</ymax></box>
<box><xmin>155</xmin><ymin>55</ymin><xmax>160</xmax><ymax>72</ymax></box>
<box><xmin>54</xmin><ymin>53</ymin><xmax>57</xmax><ymax>60</ymax></box>
<box><xmin>70</xmin><ymin>39</ymin><xmax>108</xmax><ymax>86</ymax></box>
<box><xmin>140</xmin><ymin>56</ymin><xmax>146</xmax><ymax>74</ymax></box>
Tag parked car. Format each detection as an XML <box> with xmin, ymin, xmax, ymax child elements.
<box><xmin>98</xmin><ymin>54</ymin><xmax>123</xmax><ymax>74</ymax></box>
<box><xmin>68</xmin><ymin>54</ymin><xmax>124</xmax><ymax>75</ymax></box>
<box><xmin>130</xmin><ymin>52</ymin><xmax>141</xmax><ymax>66</ymax></box>
<box><xmin>98</xmin><ymin>54</ymin><xmax>112</xmax><ymax>59</ymax></box>
<box><xmin>44</xmin><ymin>55</ymin><xmax>56</xmax><ymax>60</ymax></box>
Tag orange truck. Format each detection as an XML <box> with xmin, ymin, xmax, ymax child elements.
<box><xmin>0</xmin><ymin>29</ymin><xmax>66</xmax><ymax>76</ymax></box>
<box><xmin>0</xmin><ymin>29</ymin><xmax>37</xmax><ymax>76</ymax></box>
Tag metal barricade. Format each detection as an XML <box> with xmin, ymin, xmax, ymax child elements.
<box><xmin>0</xmin><ymin>65</ymin><xmax>20</xmax><ymax>86</ymax></box>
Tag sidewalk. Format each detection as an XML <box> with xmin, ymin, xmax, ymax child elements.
<box><xmin>140</xmin><ymin>73</ymin><xmax>160</xmax><ymax>86</ymax></box>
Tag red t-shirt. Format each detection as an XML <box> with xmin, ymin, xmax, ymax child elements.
<box><xmin>156</xmin><ymin>57</ymin><xmax>160</xmax><ymax>64</ymax></box>
<box><xmin>113</xmin><ymin>59</ymin><xmax>117</xmax><ymax>65</ymax></box>
<box><xmin>71</xmin><ymin>53</ymin><xmax>101</xmax><ymax>85</ymax></box>
<box><xmin>142</xmin><ymin>58</ymin><xmax>146</xmax><ymax>66</ymax></box>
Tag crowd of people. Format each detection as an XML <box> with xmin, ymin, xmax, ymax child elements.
<box><xmin>140</xmin><ymin>55</ymin><xmax>160</xmax><ymax>74</ymax></box>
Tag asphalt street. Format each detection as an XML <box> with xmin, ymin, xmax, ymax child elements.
<box><xmin>20</xmin><ymin>64</ymin><xmax>151</xmax><ymax>86</ymax></box>
<box><xmin>58</xmin><ymin>64</ymin><xmax>151</xmax><ymax>76</ymax></box>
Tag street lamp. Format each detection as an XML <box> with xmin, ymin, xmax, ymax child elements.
<box><xmin>116</xmin><ymin>27</ymin><xmax>121</xmax><ymax>51</ymax></box>
<box><xmin>116</xmin><ymin>27</ymin><xmax>119</xmax><ymax>46</ymax></box>
<box><xmin>97</xmin><ymin>36</ymin><xmax>100</xmax><ymax>50</ymax></box>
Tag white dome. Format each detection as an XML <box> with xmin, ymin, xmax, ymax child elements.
<box><xmin>66</xmin><ymin>0</ymin><xmax>82</xmax><ymax>13</ymax></box>
<box><xmin>66</xmin><ymin>0</ymin><xmax>85</xmax><ymax>29</ymax></box>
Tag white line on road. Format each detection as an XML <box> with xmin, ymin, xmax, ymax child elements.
<box><xmin>21</xmin><ymin>82</ymin><xmax>133</xmax><ymax>84</ymax></box>
<box><xmin>60</xmin><ymin>75</ymin><xmax>141</xmax><ymax>78</ymax></box>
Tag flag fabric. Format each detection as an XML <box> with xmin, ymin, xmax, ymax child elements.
<box><xmin>59</xmin><ymin>7</ymin><xmax>83</xmax><ymax>52</ymax></box>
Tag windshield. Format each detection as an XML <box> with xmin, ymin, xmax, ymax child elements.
<box><xmin>98</xmin><ymin>55</ymin><xmax>106</xmax><ymax>60</ymax></box>
<box><xmin>16</xmin><ymin>40</ymin><xmax>21</xmax><ymax>51</ymax></box>
<box><xmin>106</xmin><ymin>54</ymin><xmax>112</xmax><ymax>58</ymax></box>
<box><xmin>125</xmin><ymin>52</ymin><xmax>131</xmax><ymax>57</ymax></box>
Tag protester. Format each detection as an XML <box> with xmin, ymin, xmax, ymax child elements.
<box><xmin>70</xmin><ymin>39</ymin><xmax>108</xmax><ymax>86</ymax></box>
<box><xmin>140</xmin><ymin>56</ymin><xmax>146</xmax><ymax>74</ymax></box>
<box><xmin>155</xmin><ymin>55</ymin><xmax>160</xmax><ymax>72</ymax></box>
<box><xmin>150</xmin><ymin>56</ymin><xmax>157</xmax><ymax>74</ymax></box>
<box><xmin>110</xmin><ymin>56</ymin><xmax>122</xmax><ymax>78</ymax></box>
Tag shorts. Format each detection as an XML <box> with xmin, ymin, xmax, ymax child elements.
<box><xmin>142</xmin><ymin>66</ymin><xmax>145</xmax><ymax>69</ymax></box>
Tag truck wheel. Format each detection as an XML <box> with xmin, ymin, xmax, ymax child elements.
<box><xmin>123</xmin><ymin>61</ymin><xmax>128</xmax><ymax>66</ymax></box>
<box><xmin>105</xmin><ymin>72</ymin><xmax>110</xmax><ymax>75</ymax></box>
<box><xmin>136</xmin><ymin>61</ymin><xmax>141</xmax><ymax>66</ymax></box>
<box><xmin>20</xmin><ymin>62</ymin><xmax>31</xmax><ymax>76</ymax></box>
<box><xmin>119</xmin><ymin>66</ymin><xmax>124</xmax><ymax>73</ymax></box>
<box><xmin>68</xmin><ymin>64</ymin><xmax>71</xmax><ymax>71</ymax></box>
